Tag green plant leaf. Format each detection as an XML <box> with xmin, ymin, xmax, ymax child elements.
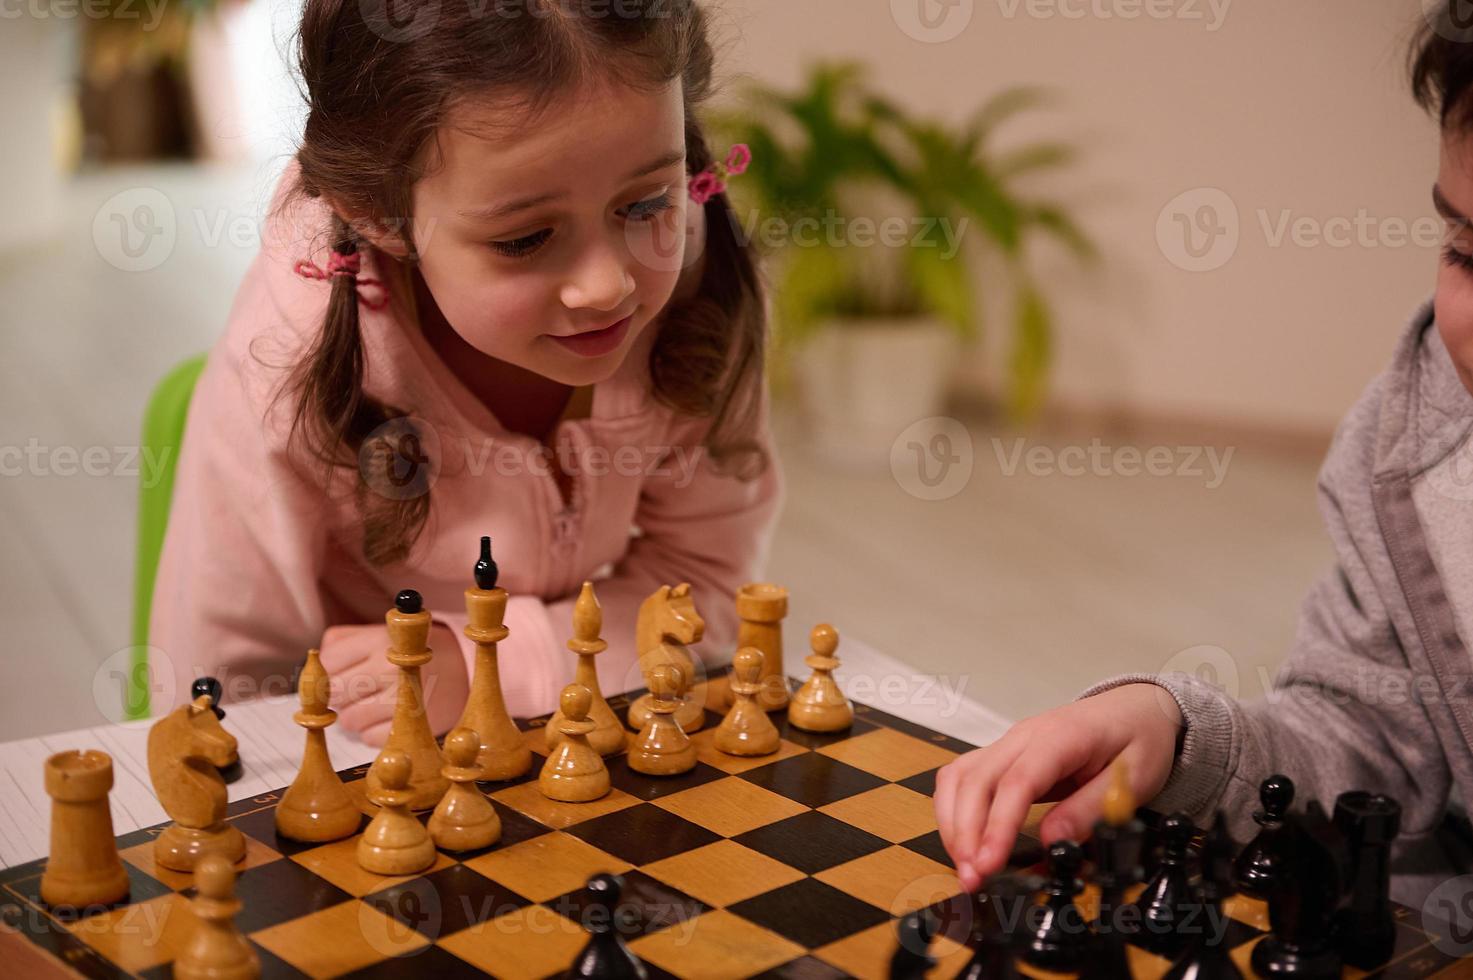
<box><xmin>905</xmin><ymin>239</ymin><xmax>975</xmax><ymax>339</ymax></box>
<box><xmin>1008</xmin><ymin>280</ymin><xmax>1052</xmax><ymax>418</ymax></box>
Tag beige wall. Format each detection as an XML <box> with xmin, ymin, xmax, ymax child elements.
<box><xmin>711</xmin><ymin>0</ymin><xmax>1442</xmax><ymax>436</ymax></box>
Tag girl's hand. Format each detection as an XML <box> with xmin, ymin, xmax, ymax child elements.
<box><xmin>319</xmin><ymin>622</ymin><xmax>470</xmax><ymax>745</ymax></box>
<box><xmin>935</xmin><ymin>683</ymin><xmax>1183</xmax><ymax>892</ymax></box>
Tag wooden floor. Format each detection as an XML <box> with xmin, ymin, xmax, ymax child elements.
<box><xmin>0</xmin><ymin>162</ymin><xmax>1333</xmax><ymax>741</ymax></box>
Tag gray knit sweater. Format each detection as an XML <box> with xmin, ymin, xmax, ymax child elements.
<box><xmin>1082</xmin><ymin>294</ymin><xmax>1473</xmax><ymax>909</ymax></box>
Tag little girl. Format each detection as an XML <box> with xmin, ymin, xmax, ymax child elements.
<box><xmin>150</xmin><ymin>0</ymin><xmax>782</xmax><ymax>743</ymax></box>
<box><xmin>936</xmin><ymin>8</ymin><xmax>1473</xmax><ymax>909</ymax></box>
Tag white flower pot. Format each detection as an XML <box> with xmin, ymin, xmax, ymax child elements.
<box><xmin>793</xmin><ymin>317</ymin><xmax>960</xmax><ymax>469</ymax></box>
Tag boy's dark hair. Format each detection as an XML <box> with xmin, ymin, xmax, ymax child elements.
<box><xmin>274</xmin><ymin>0</ymin><xmax>767</xmax><ymax>566</ymax></box>
<box><xmin>1411</xmin><ymin>4</ymin><xmax>1473</xmax><ymax>132</ymax></box>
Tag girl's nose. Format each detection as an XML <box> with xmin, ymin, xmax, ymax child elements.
<box><xmin>561</xmin><ymin>236</ymin><xmax>636</xmax><ymax>314</ymax></box>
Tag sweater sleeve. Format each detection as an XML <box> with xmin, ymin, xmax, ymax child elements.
<box><xmin>1077</xmin><ymin>373</ymin><xmax>1453</xmax><ymax>845</ymax></box>
<box><xmin>147</xmin><ymin>268</ymin><xmax>335</xmax><ymax>712</ymax></box>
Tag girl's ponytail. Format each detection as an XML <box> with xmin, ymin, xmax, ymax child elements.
<box><xmin>284</xmin><ymin>213</ymin><xmax>429</xmax><ymax>566</ymax></box>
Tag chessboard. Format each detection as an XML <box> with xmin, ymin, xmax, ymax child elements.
<box><xmin>0</xmin><ymin>669</ymin><xmax>1465</xmax><ymax>980</ymax></box>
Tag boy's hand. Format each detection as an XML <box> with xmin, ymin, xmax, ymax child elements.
<box><xmin>935</xmin><ymin>683</ymin><xmax>1183</xmax><ymax>892</ymax></box>
<box><xmin>319</xmin><ymin>622</ymin><xmax>470</xmax><ymax>746</ymax></box>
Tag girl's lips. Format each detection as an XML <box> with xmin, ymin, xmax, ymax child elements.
<box><xmin>549</xmin><ymin>313</ymin><xmax>633</xmax><ymax>358</ymax></box>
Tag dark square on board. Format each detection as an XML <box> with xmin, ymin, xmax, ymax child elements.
<box><xmin>731</xmin><ymin>810</ymin><xmax>889</xmax><ymax>875</ymax></box>
<box><xmin>231</xmin><ymin>805</ymin><xmax>363</xmax><ymax>858</ymax></box>
<box><xmin>737</xmin><ymin>751</ymin><xmax>887</xmax><ymax>808</ymax></box>
<box><xmin>770</xmin><ymin>713</ymin><xmax>879</xmax><ymax>750</ymax></box>
<box><xmin>727</xmin><ymin>877</ymin><xmax>891</xmax><ymax>950</ymax></box>
<box><xmin>232</xmin><ymin>858</ymin><xmax>355</xmax><ymax>933</ymax></box>
<box><xmin>565</xmin><ymin>803</ymin><xmax>721</xmax><ymax>866</ymax></box>
<box><xmin>604</xmin><ymin>755</ymin><xmax>727</xmax><ymax>802</ymax></box>
<box><xmin>544</xmin><ymin>869</ymin><xmax>707</xmax><ymax>940</ymax></box>
<box><xmin>364</xmin><ymin>863</ymin><xmax>531</xmax><ymax>940</ymax></box>
<box><xmin>335</xmin><ymin>942</ymin><xmax>489</xmax><ymax>980</ymax></box>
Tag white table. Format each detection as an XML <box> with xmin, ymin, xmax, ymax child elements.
<box><xmin>0</xmin><ymin>636</ymin><xmax>1011</xmax><ymax>870</ymax></box>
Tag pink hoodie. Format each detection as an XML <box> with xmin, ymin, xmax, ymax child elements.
<box><xmin>149</xmin><ymin>163</ymin><xmax>783</xmax><ymax>717</ymax></box>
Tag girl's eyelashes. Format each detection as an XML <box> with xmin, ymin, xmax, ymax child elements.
<box><xmin>1443</xmin><ymin>243</ymin><xmax>1473</xmax><ymax>275</ymax></box>
<box><xmin>488</xmin><ymin>192</ymin><xmax>676</xmax><ymax>261</ymax></box>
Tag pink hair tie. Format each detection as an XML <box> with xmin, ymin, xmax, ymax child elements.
<box><xmin>294</xmin><ymin>249</ymin><xmax>390</xmax><ymax>310</ymax></box>
<box><xmin>688</xmin><ymin>143</ymin><xmax>752</xmax><ymax>205</ymax></box>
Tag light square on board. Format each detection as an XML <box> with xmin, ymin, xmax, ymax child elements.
<box><xmin>118</xmin><ymin>834</ymin><xmax>282</xmax><ymax>892</ymax></box>
<box><xmin>489</xmin><ymin>781</ymin><xmax>640</xmax><ymax>829</ymax></box>
<box><xmin>815</xmin><ymin>727</ymin><xmax>959</xmax><ymax>782</ymax></box>
<box><xmin>250</xmin><ymin>898</ymin><xmax>429</xmax><ymax>977</ymax></box>
<box><xmin>818</xmin><ymin>784</ymin><xmax>937</xmax><ymax>843</ymax></box>
<box><xmin>813</xmin><ymin>846</ymin><xmax>962</xmax><ymax>917</ymax></box>
<box><xmin>688</xmin><ymin>728</ymin><xmax>810</xmax><ymax>775</ymax></box>
<box><xmin>628</xmin><ymin>909</ymin><xmax>806</xmax><ymax>980</ymax></box>
<box><xmin>813</xmin><ymin>919</ymin><xmax>965</xmax><ymax>980</ymax></box>
<box><xmin>650</xmin><ymin>775</ymin><xmax>808</xmax><ymax>838</ymax></box>
<box><xmin>288</xmin><ymin>834</ymin><xmax>454</xmax><ymax>897</ymax></box>
<box><xmin>437</xmin><ymin>902</ymin><xmax>588</xmax><ymax>979</ymax></box>
<box><xmin>640</xmin><ymin>840</ymin><xmax>806</xmax><ymax>909</ymax></box>
<box><xmin>63</xmin><ymin>893</ymin><xmax>193</xmax><ymax>974</ymax></box>
<box><xmin>464</xmin><ymin>831</ymin><xmax>631</xmax><ymax>904</ymax></box>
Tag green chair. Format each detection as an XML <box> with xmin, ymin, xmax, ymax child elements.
<box><xmin>128</xmin><ymin>354</ymin><xmax>207</xmax><ymax>720</ymax></box>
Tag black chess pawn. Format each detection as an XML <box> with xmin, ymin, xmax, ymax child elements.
<box><xmin>1128</xmin><ymin>813</ymin><xmax>1197</xmax><ymax>959</ymax></box>
<box><xmin>888</xmin><ymin>907</ymin><xmax>938</xmax><ymax>980</ymax></box>
<box><xmin>1082</xmin><ymin>762</ymin><xmax>1147</xmax><ymax>980</ymax></box>
<box><xmin>1163</xmin><ymin>812</ymin><xmax>1244</xmax><ymax>980</ymax></box>
<box><xmin>191</xmin><ymin>676</ymin><xmax>242</xmax><ymax>784</ymax></box>
<box><xmin>1250</xmin><ymin>807</ymin><xmax>1343</xmax><ymax>979</ymax></box>
<box><xmin>956</xmin><ymin>874</ymin><xmax>1034</xmax><ymax>980</ymax></box>
<box><xmin>1022</xmin><ymin>840</ymin><xmax>1092</xmax><ymax>972</ymax></box>
<box><xmin>1234</xmin><ymin>774</ymin><xmax>1294</xmax><ymax>898</ymax></box>
<box><xmin>567</xmin><ymin>873</ymin><xmax>648</xmax><ymax>980</ymax></box>
<box><xmin>1332</xmin><ymin>791</ymin><xmax>1401</xmax><ymax>970</ymax></box>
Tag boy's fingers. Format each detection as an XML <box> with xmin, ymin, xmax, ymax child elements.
<box><xmin>951</xmin><ymin>740</ymin><xmax>1025</xmax><ymax>873</ymax></box>
<box><xmin>977</xmin><ymin>738</ymin><xmax>1090</xmax><ymax>874</ymax></box>
<box><xmin>330</xmin><ymin>669</ymin><xmax>397</xmax><ymax>711</ymax></box>
<box><xmin>1036</xmin><ymin>760</ymin><xmax>1117</xmax><ymax>844</ymax></box>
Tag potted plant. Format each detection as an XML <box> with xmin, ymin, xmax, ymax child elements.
<box><xmin>713</xmin><ymin>63</ymin><xmax>1095</xmax><ymax>465</ymax></box>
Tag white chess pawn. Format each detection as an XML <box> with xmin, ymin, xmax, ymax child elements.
<box><xmin>357</xmin><ymin>750</ymin><xmax>437</xmax><ymax>876</ymax></box>
<box><xmin>714</xmin><ymin>649</ymin><xmax>781</xmax><ymax>756</ymax></box>
<box><xmin>787</xmin><ymin>624</ymin><xmax>853</xmax><ymax>733</ymax></box>
<box><xmin>173</xmin><ymin>854</ymin><xmax>260</xmax><ymax>980</ymax></box>
<box><xmin>428</xmin><ymin>728</ymin><xmax>502</xmax><ymax>852</ymax></box>
<box><xmin>539</xmin><ymin>685</ymin><xmax>612</xmax><ymax>802</ymax></box>
<box><xmin>629</xmin><ymin>665</ymin><xmax>698</xmax><ymax>775</ymax></box>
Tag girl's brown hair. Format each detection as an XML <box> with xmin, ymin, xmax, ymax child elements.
<box><xmin>275</xmin><ymin>0</ymin><xmax>767</xmax><ymax>565</ymax></box>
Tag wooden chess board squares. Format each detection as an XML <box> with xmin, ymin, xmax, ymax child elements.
<box><xmin>463</xmin><ymin>831</ymin><xmax>632</xmax><ymax>904</ymax></box>
<box><xmin>640</xmin><ymin>840</ymin><xmax>807</xmax><ymax>908</ymax></box>
<box><xmin>818</xmin><ymin>783</ymin><xmax>939</xmax><ymax>843</ymax></box>
<box><xmin>626</xmin><ymin>908</ymin><xmax>807</xmax><ymax>980</ymax></box>
<box><xmin>250</xmin><ymin>895</ymin><xmax>430</xmax><ymax>976</ymax></box>
<box><xmin>812</xmin><ymin>845</ymin><xmax>962</xmax><ymax>917</ymax></box>
<box><xmin>649</xmin><ymin>774</ymin><xmax>808</xmax><ymax>838</ymax></box>
<box><xmin>815</xmin><ymin>726</ymin><xmax>960</xmax><ymax>782</ymax></box>
<box><xmin>687</xmin><ymin>728</ymin><xmax>809</xmax><ymax>775</ymax></box>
